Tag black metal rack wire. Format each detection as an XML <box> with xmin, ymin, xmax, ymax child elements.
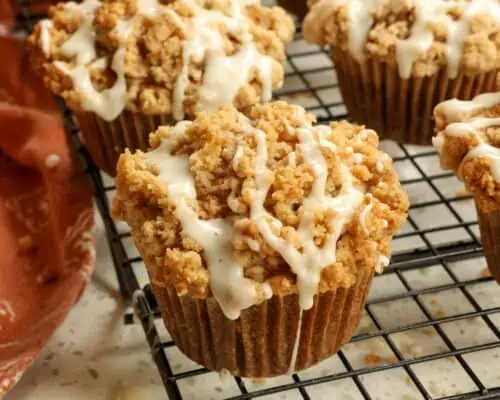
<box><xmin>14</xmin><ymin>3</ymin><xmax>500</xmax><ymax>399</ymax></box>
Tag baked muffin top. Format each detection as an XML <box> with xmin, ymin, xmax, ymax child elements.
<box><xmin>27</xmin><ymin>0</ymin><xmax>294</xmax><ymax>121</ymax></box>
<box><xmin>303</xmin><ymin>0</ymin><xmax>500</xmax><ymax>79</ymax></box>
<box><xmin>433</xmin><ymin>92</ymin><xmax>500</xmax><ymax>212</ymax></box>
<box><xmin>112</xmin><ymin>101</ymin><xmax>408</xmax><ymax>319</ymax></box>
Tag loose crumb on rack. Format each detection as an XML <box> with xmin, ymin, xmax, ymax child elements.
<box><xmin>480</xmin><ymin>267</ymin><xmax>491</xmax><ymax>278</ymax></box>
<box><xmin>422</xmin><ymin>328</ymin><xmax>436</xmax><ymax>337</ymax></box>
<box><xmin>251</xmin><ymin>377</ymin><xmax>267</xmax><ymax>385</ymax></box>
<box><xmin>363</xmin><ymin>353</ymin><xmax>397</xmax><ymax>366</ymax></box>
<box><xmin>455</xmin><ymin>189</ymin><xmax>470</xmax><ymax>197</ymax></box>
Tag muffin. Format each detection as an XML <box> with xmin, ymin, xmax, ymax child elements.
<box><xmin>276</xmin><ymin>0</ymin><xmax>308</xmax><ymax>20</ymax></box>
<box><xmin>433</xmin><ymin>92</ymin><xmax>500</xmax><ymax>283</ymax></box>
<box><xmin>27</xmin><ymin>0</ymin><xmax>294</xmax><ymax>175</ymax></box>
<box><xmin>303</xmin><ymin>0</ymin><xmax>500</xmax><ymax>145</ymax></box>
<box><xmin>111</xmin><ymin>101</ymin><xmax>409</xmax><ymax>376</ymax></box>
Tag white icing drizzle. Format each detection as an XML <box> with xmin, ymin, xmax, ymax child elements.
<box><xmin>197</xmin><ymin>44</ymin><xmax>273</xmax><ymax>115</ymax></box>
<box><xmin>232</xmin><ymin>146</ymin><xmax>245</xmax><ymax>170</ymax></box>
<box><xmin>304</xmin><ymin>0</ymin><xmax>500</xmax><ymax>79</ymax></box>
<box><xmin>90</xmin><ymin>57</ymin><xmax>108</xmax><ymax>69</ymax></box>
<box><xmin>433</xmin><ymin>93</ymin><xmax>500</xmax><ymax>182</ymax></box>
<box><xmin>55</xmin><ymin>48</ymin><xmax>127</xmax><ymax>121</ymax></box>
<box><xmin>248</xmin><ymin>123</ymin><xmax>364</xmax><ymax>310</ymax></box>
<box><xmin>138</xmin><ymin>0</ymin><xmax>158</xmax><ymax>18</ymax></box>
<box><xmin>145</xmin><ymin>121</ymin><xmax>270</xmax><ymax>320</ymax></box>
<box><xmin>60</xmin><ymin>0</ymin><xmax>101</xmax><ymax>65</ymax></box>
<box><xmin>346</xmin><ymin>0</ymin><xmax>377</xmax><ymax>61</ymax></box>
<box><xmin>43</xmin><ymin>0</ymin><xmax>159</xmax><ymax>121</ymax></box>
<box><xmin>288</xmin><ymin>310</ymin><xmax>303</xmax><ymax>374</ymax></box>
<box><xmin>435</xmin><ymin>92</ymin><xmax>500</xmax><ymax>122</ymax></box>
<box><xmin>359</xmin><ymin>195</ymin><xmax>372</xmax><ymax>235</ymax></box>
<box><xmin>39</xmin><ymin>20</ymin><xmax>53</xmax><ymax>56</ymax></box>
<box><xmin>317</xmin><ymin>126</ymin><xmax>337</xmax><ymax>153</ymax></box>
<box><xmin>172</xmin><ymin>0</ymin><xmax>274</xmax><ymax>120</ymax></box>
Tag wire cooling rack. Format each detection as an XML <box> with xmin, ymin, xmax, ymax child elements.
<box><xmin>14</xmin><ymin>2</ymin><xmax>500</xmax><ymax>399</ymax></box>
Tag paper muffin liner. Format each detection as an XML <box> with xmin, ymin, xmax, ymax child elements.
<box><xmin>476</xmin><ymin>202</ymin><xmax>500</xmax><ymax>284</ymax></box>
<box><xmin>330</xmin><ymin>47</ymin><xmax>498</xmax><ymax>145</ymax></box>
<box><xmin>276</xmin><ymin>0</ymin><xmax>308</xmax><ymax>19</ymax></box>
<box><xmin>74</xmin><ymin>111</ymin><xmax>174</xmax><ymax>176</ymax></box>
<box><xmin>151</xmin><ymin>266</ymin><xmax>373</xmax><ymax>377</ymax></box>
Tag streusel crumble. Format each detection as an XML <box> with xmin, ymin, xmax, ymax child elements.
<box><xmin>28</xmin><ymin>0</ymin><xmax>294</xmax><ymax>121</ymax></box>
<box><xmin>112</xmin><ymin>101</ymin><xmax>408</xmax><ymax>316</ymax></box>
<box><xmin>304</xmin><ymin>0</ymin><xmax>500</xmax><ymax>79</ymax></box>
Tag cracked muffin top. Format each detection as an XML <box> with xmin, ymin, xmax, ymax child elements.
<box><xmin>112</xmin><ymin>101</ymin><xmax>408</xmax><ymax>319</ymax></box>
<box><xmin>303</xmin><ymin>0</ymin><xmax>500</xmax><ymax>79</ymax></box>
<box><xmin>28</xmin><ymin>0</ymin><xmax>294</xmax><ymax>121</ymax></box>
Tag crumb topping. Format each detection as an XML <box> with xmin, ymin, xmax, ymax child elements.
<box><xmin>304</xmin><ymin>0</ymin><xmax>500</xmax><ymax>78</ymax></box>
<box><xmin>433</xmin><ymin>92</ymin><xmax>500</xmax><ymax>212</ymax></box>
<box><xmin>112</xmin><ymin>101</ymin><xmax>408</xmax><ymax>318</ymax></box>
<box><xmin>27</xmin><ymin>0</ymin><xmax>294</xmax><ymax>121</ymax></box>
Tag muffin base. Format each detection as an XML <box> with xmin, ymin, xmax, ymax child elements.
<box><xmin>331</xmin><ymin>48</ymin><xmax>498</xmax><ymax>145</ymax></box>
<box><xmin>476</xmin><ymin>203</ymin><xmax>500</xmax><ymax>284</ymax></box>
<box><xmin>276</xmin><ymin>0</ymin><xmax>308</xmax><ymax>20</ymax></box>
<box><xmin>151</xmin><ymin>266</ymin><xmax>373</xmax><ymax>377</ymax></box>
<box><xmin>75</xmin><ymin>111</ymin><xmax>174</xmax><ymax>176</ymax></box>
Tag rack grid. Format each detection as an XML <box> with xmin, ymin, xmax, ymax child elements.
<box><xmin>14</xmin><ymin>3</ymin><xmax>500</xmax><ymax>399</ymax></box>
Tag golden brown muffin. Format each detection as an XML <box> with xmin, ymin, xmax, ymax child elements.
<box><xmin>112</xmin><ymin>101</ymin><xmax>409</xmax><ymax>376</ymax></box>
<box><xmin>434</xmin><ymin>92</ymin><xmax>500</xmax><ymax>283</ymax></box>
<box><xmin>27</xmin><ymin>0</ymin><xmax>294</xmax><ymax>175</ymax></box>
<box><xmin>303</xmin><ymin>0</ymin><xmax>500</xmax><ymax>144</ymax></box>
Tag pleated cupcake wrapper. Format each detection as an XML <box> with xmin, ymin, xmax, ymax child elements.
<box><xmin>151</xmin><ymin>267</ymin><xmax>373</xmax><ymax>377</ymax></box>
<box><xmin>330</xmin><ymin>48</ymin><xmax>498</xmax><ymax>145</ymax></box>
<box><xmin>476</xmin><ymin>201</ymin><xmax>500</xmax><ymax>284</ymax></box>
<box><xmin>74</xmin><ymin>111</ymin><xmax>174</xmax><ymax>176</ymax></box>
<box><xmin>276</xmin><ymin>0</ymin><xmax>308</xmax><ymax>20</ymax></box>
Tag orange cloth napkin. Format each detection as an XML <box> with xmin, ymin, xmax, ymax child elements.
<box><xmin>0</xmin><ymin>35</ymin><xmax>95</xmax><ymax>396</ymax></box>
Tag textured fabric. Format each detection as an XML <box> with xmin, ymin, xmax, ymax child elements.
<box><xmin>0</xmin><ymin>36</ymin><xmax>95</xmax><ymax>396</ymax></box>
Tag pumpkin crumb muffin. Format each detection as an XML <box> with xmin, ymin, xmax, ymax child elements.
<box><xmin>304</xmin><ymin>0</ymin><xmax>500</xmax><ymax>144</ymax></box>
<box><xmin>434</xmin><ymin>92</ymin><xmax>500</xmax><ymax>283</ymax></box>
<box><xmin>112</xmin><ymin>101</ymin><xmax>408</xmax><ymax>376</ymax></box>
<box><xmin>27</xmin><ymin>0</ymin><xmax>294</xmax><ymax>175</ymax></box>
